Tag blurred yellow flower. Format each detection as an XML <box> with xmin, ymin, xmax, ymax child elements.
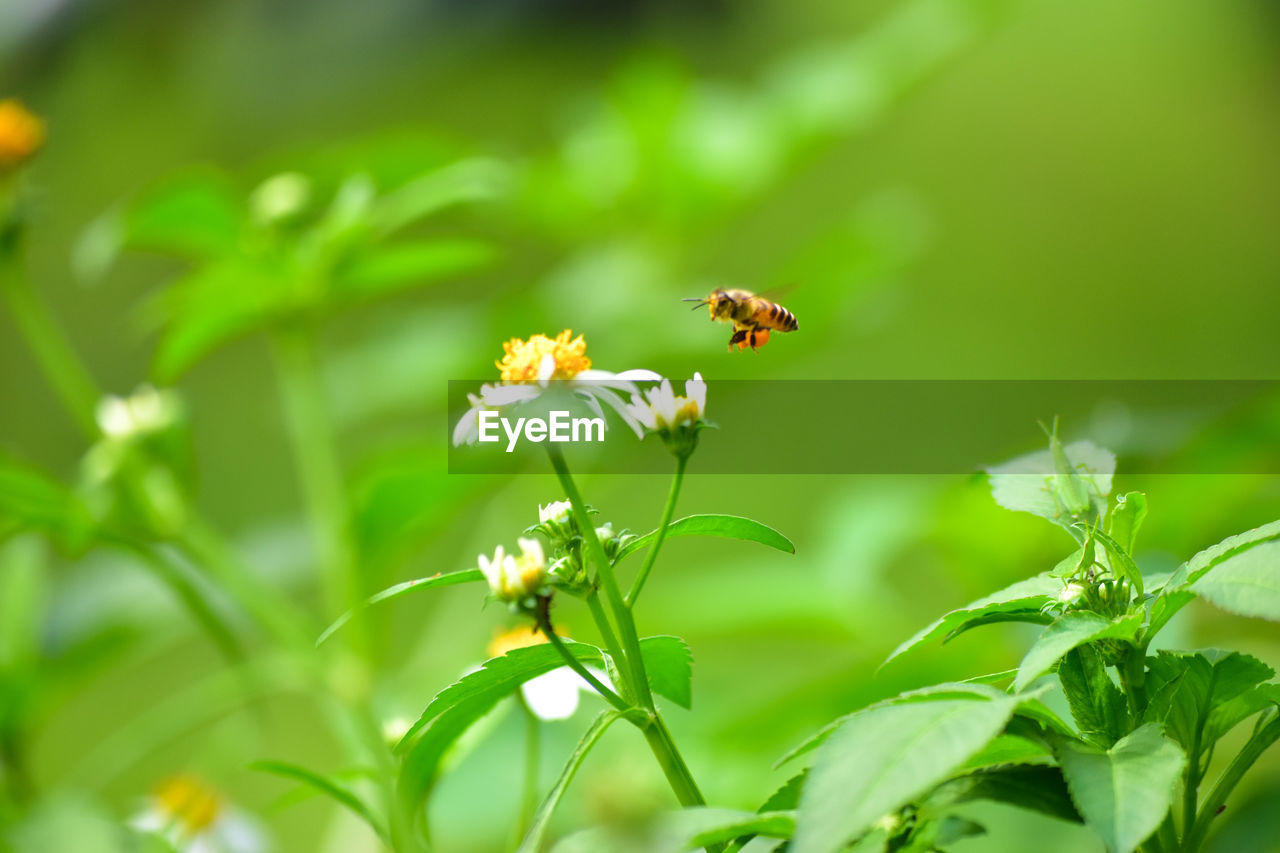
<box><xmin>131</xmin><ymin>774</ymin><xmax>266</xmax><ymax>853</ymax></box>
<box><xmin>0</xmin><ymin>99</ymin><xmax>45</xmax><ymax>173</ymax></box>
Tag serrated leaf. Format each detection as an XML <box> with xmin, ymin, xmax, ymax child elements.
<box><xmin>1057</xmin><ymin>724</ymin><xmax>1185</xmax><ymax>853</ymax></box>
<box><xmin>884</xmin><ymin>573</ymin><xmax>1060</xmax><ymax>666</ymax></box>
<box><xmin>396</xmin><ymin>641</ymin><xmax>605</xmax><ymax>752</ymax></box>
<box><xmin>253</xmin><ymin>760</ymin><xmax>389</xmax><ymax>844</ymax></box>
<box><xmin>1015</xmin><ymin>611</ymin><xmax>1142</xmax><ymax>692</ymax></box>
<box><xmin>759</xmin><ymin>771</ymin><xmax>806</xmax><ymax>813</ymax></box>
<box><xmin>1144</xmin><ymin>650</ymin><xmax>1274</xmax><ymax>753</ymax></box>
<box><xmin>642</xmin><ymin>635</ymin><xmax>693</xmax><ymax>709</ymax></box>
<box><xmin>669</xmin><ymin>808</ymin><xmax>795</xmax><ymax>847</ymax></box>
<box><xmin>516</xmin><ymin>711</ymin><xmax>622</xmax><ymax>853</ymax></box>
<box><xmin>791</xmin><ymin>693</ymin><xmax>1019</xmax><ymax>853</ymax></box>
<box><xmin>776</xmin><ymin>683</ymin><xmax>1010</xmax><ymax>769</ymax></box>
<box><xmin>614</xmin><ymin>514</ymin><xmax>794</xmax><ymax>563</ymax></box>
<box><xmin>316</xmin><ymin>569</ymin><xmax>484</xmax><ymax>646</ymax></box>
<box><xmin>1058</xmin><ymin>646</ymin><xmax>1129</xmax><ymax>748</ymax></box>
<box><xmin>960</xmin><ymin>733</ymin><xmax>1053</xmax><ymax>770</ymax></box>
<box><xmin>931</xmin><ymin>765</ymin><xmax>1081</xmax><ymax>824</ymax></box>
<box><xmin>1191</xmin><ymin>539</ymin><xmax>1280</xmax><ymax>623</ymax></box>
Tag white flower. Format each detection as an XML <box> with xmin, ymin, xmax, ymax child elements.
<box><xmin>521</xmin><ymin>667</ymin><xmax>594</xmax><ymax>720</ymax></box>
<box><xmin>477</xmin><ymin>538</ymin><xmax>548</xmax><ymax>603</ymax></box>
<box><xmin>538</xmin><ymin>500</ymin><xmax>573</xmax><ymax>525</ymax></box>
<box><xmin>96</xmin><ymin>385</ymin><xmax>182</xmax><ymax>440</ymax></box>
<box><xmin>451</xmin><ymin>331</ymin><xmax>663</xmax><ymax>446</ymax></box>
<box><xmin>625</xmin><ymin>372</ymin><xmax>706</xmax><ymax>433</ymax></box>
<box><xmin>130</xmin><ymin>775</ymin><xmax>266</xmax><ymax>853</ymax></box>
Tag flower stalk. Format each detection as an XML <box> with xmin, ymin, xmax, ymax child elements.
<box><xmin>627</xmin><ymin>454</ymin><xmax>687</xmax><ymax>608</ymax></box>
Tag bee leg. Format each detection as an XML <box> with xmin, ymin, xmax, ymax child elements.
<box><xmin>728</xmin><ymin>328</ymin><xmax>748</xmax><ymax>351</ymax></box>
<box><xmin>748</xmin><ymin>328</ymin><xmax>770</xmax><ymax>351</ymax></box>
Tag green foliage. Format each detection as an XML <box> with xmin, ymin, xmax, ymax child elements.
<box><xmin>1056</xmin><ymin>726</ymin><xmax>1186</xmax><ymax>853</ymax></box>
<box><xmin>614</xmin><ymin>513</ymin><xmax>796</xmax><ymax>563</ymax></box>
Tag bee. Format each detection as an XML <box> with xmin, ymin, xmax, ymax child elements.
<box><xmin>683</xmin><ymin>288</ymin><xmax>799</xmax><ymax>351</ymax></box>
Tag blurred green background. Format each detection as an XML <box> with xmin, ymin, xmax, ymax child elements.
<box><xmin>2</xmin><ymin>0</ymin><xmax>1280</xmax><ymax>850</ymax></box>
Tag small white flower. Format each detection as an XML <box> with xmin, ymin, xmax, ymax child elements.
<box><xmin>130</xmin><ymin>775</ymin><xmax>267</xmax><ymax>853</ymax></box>
<box><xmin>1058</xmin><ymin>582</ymin><xmax>1087</xmax><ymax>604</ymax></box>
<box><xmin>625</xmin><ymin>372</ymin><xmax>706</xmax><ymax>433</ymax></box>
<box><xmin>96</xmin><ymin>385</ymin><xmax>181</xmax><ymax>441</ymax></box>
<box><xmin>539</xmin><ymin>500</ymin><xmax>573</xmax><ymax>525</ymax></box>
<box><xmin>477</xmin><ymin>538</ymin><xmax>548</xmax><ymax>603</ymax></box>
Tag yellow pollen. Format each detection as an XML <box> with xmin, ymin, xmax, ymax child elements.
<box><xmin>497</xmin><ymin>330</ymin><xmax>591</xmax><ymax>383</ymax></box>
<box><xmin>153</xmin><ymin>774</ymin><xmax>222</xmax><ymax>832</ymax></box>
<box><xmin>0</xmin><ymin>100</ymin><xmax>45</xmax><ymax>172</ymax></box>
<box><xmin>487</xmin><ymin>624</ymin><xmax>567</xmax><ymax>658</ymax></box>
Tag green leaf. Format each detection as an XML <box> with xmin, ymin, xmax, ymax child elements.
<box><xmin>1014</xmin><ymin>611</ymin><xmax>1142</xmax><ymax>692</ymax></box>
<box><xmin>121</xmin><ymin>170</ymin><xmax>244</xmax><ymax>259</ymax></box>
<box><xmin>1108</xmin><ymin>492</ymin><xmax>1147</xmax><ymax>554</ymax></box>
<box><xmin>1058</xmin><ymin>646</ymin><xmax>1129</xmax><ymax>748</ymax></box>
<box><xmin>884</xmin><ymin>573</ymin><xmax>1061</xmax><ymax>666</ymax></box>
<box><xmin>252</xmin><ymin>760</ymin><xmax>389</xmax><ymax>844</ymax></box>
<box><xmin>0</xmin><ymin>455</ymin><xmax>95</xmax><ymax>551</ymax></box>
<box><xmin>791</xmin><ymin>692</ymin><xmax>1019</xmax><ymax>853</ymax></box>
<box><xmin>986</xmin><ymin>441</ymin><xmax>1114</xmax><ymax>525</ymax></box>
<box><xmin>1148</xmin><ymin>520</ymin><xmax>1280</xmax><ymax>637</ymax></box>
<box><xmin>960</xmin><ymin>734</ymin><xmax>1053</xmax><ymax>771</ymax></box>
<box><xmin>641</xmin><ymin>635</ymin><xmax>694</xmax><ymax>710</ymax></box>
<box><xmin>1205</xmin><ymin>683</ymin><xmax>1280</xmax><ymax>744</ymax></box>
<box><xmin>776</xmin><ymin>683</ymin><xmax>1011</xmax><ymax>769</ymax></box>
<box><xmin>332</xmin><ymin>238</ymin><xmax>496</xmax><ymax>303</ymax></box>
<box><xmin>759</xmin><ymin>771</ymin><xmax>806</xmax><ymax>813</ymax></box>
<box><xmin>516</xmin><ymin>711</ymin><xmax>622</xmax><ymax>853</ymax></box>
<box><xmin>1081</xmin><ymin>526</ymin><xmax>1145</xmax><ymax>598</ymax></box>
<box><xmin>1056</xmin><ymin>724</ymin><xmax>1186</xmax><ymax>853</ymax></box>
<box><xmin>672</xmin><ymin>808</ymin><xmax>795</xmax><ymax>847</ymax></box>
<box><xmin>396</xmin><ymin>640</ymin><xmax>604</xmax><ymax>752</ymax></box>
<box><xmin>1191</xmin><ymin>539</ymin><xmax>1280</xmax><ymax>623</ymax></box>
<box><xmin>614</xmin><ymin>514</ymin><xmax>795</xmax><ymax>563</ymax></box>
<box><xmin>316</xmin><ymin>569</ymin><xmax>484</xmax><ymax>646</ymax></box>
<box><xmin>931</xmin><ymin>765</ymin><xmax>1081</xmax><ymax>824</ymax></box>
<box><xmin>371</xmin><ymin>157</ymin><xmax>510</xmax><ymax>235</ymax></box>
<box><xmin>1144</xmin><ymin>650</ymin><xmax>1274</xmax><ymax>753</ymax></box>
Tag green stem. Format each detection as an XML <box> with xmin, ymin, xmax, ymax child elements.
<box><xmin>545</xmin><ymin>446</ymin><xmax>652</xmax><ymax>709</ymax></box>
<box><xmin>584</xmin><ymin>590</ymin><xmax>630</xmax><ymax>700</ymax></box>
<box><xmin>641</xmin><ymin>714</ymin><xmax>706</xmax><ymax>808</ymax></box>
<box><xmin>626</xmin><ymin>455</ymin><xmax>686</xmax><ymax>607</ymax></box>
<box><xmin>1119</xmin><ymin>645</ymin><xmax>1148</xmax><ymax>719</ymax></box>
<box><xmin>1183</xmin><ymin>710</ymin><xmax>1280</xmax><ymax>852</ymax></box>
<box><xmin>535</xmin><ymin>598</ymin><xmax>631</xmax><ymax>715</ymax></box>
<box><xmin>517</xmin><ymin>694</ymin><xmax>540</xmax><ymax>838</ymax></box>
<box><xmin>270</xmin><ymin>329</ymin><xmax>363</xmax><ymax>651</ymax></box>
<box><xmin>0</xmin><ymin>240</ymin><xmax>100</xmax><ymax>437</ymax></box>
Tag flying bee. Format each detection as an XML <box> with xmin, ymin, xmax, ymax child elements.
<box><xmin>683</xmin><ymin>288</ymin><xmax>799</xmax><ymax>351</ymax></box>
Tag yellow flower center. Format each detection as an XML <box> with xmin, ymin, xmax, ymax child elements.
<box><xmin>497</xmin><ymin>331</ymin><xmax>591</xmax><ymax>383</ymax></box>
<box><xmin>0</xmin><ymin>100</ymin><xmax>46</xmax><ymax>172</ymax></box>
<box><xmin>153</xmin><ymin>774</ymin><xmax>222</xmax><ymax>833</ymax></box>
<box><xmin>487</xmin><ymin>624</ymin><xmax>567</xmax><ymax>658</ymax></box>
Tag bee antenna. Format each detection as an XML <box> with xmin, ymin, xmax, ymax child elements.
<box><xmin>682</xmin><ymin>297</ymin><xmax>709</xmax><ymax>310</ymax></box>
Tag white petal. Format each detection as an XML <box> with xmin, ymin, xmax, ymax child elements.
<box><xmin>613</xmin><ymin>369</ymin><xmax>664</xmax><ymax>382</ymax></box>
<box><xmin>536</xmin><ymin>353</ymin><xmax>557</xmax><ymax>385</ymax></box>
<box><xmin>517</xmin><ymin>537</ymin><xmax>545</xmax><ymax>566</ymax></box>
<box><xmin>686</xmin><ymin>372</ymin><xmax>707</xmax><ymax>416</ymax></box>
<box><xmin>212</xmin><ymin>812</ymin><xmax>267</xmax><ymax>853</ymax></box>
<box><xmin>589</xmin><ymin>387</ymin><xmax>647</xmax><ymax>438</ymax></box>
<box><xmin>572</xmin><ymin>389</ymin><xmax>607</xmax><ymax>423</ymax></box>
<box><xmin>451</xmin><ymin>406</ymin><xmax>480</xmax><ymax>447</ymax></box>
<box><xmin>96</xmin><ymin>396</ymin><xmax>134</xmax><ymax>438</ymax></box>
<box><xmin>521</xmin><ymin>668</ymin><xmax>583</xmax><ymax>720</ymax></box>
<box><xmin>482</xmin><ymin>384</ymin><xmax>540</xmax><ymax>406</ymax></box>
